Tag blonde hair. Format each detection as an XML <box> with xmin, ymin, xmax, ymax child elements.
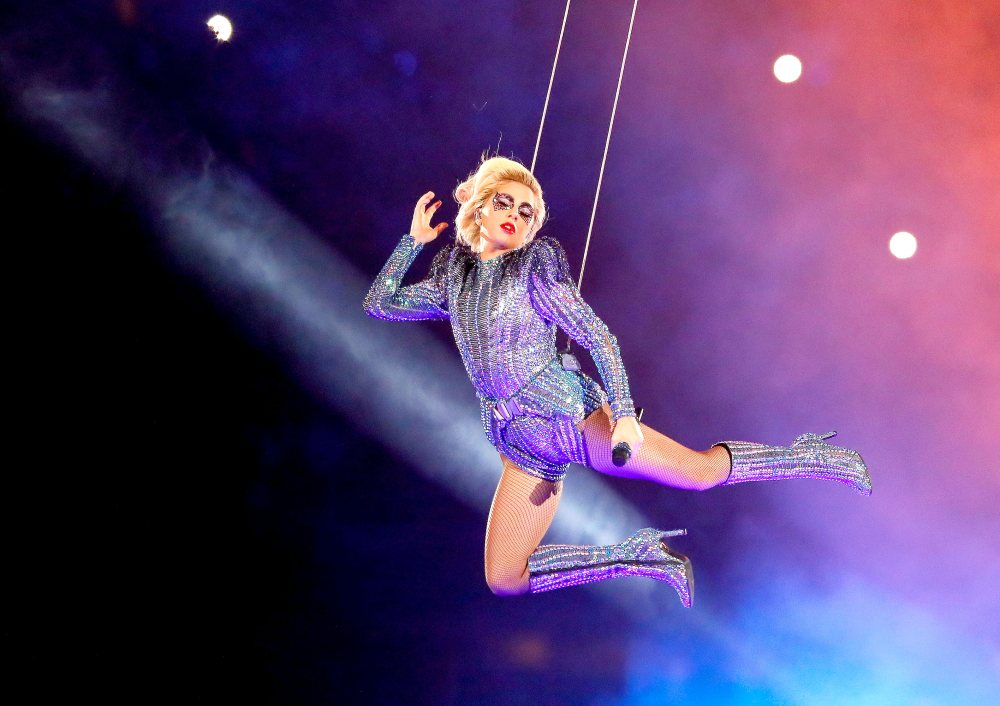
<box><xmin>452</xmin><ymin>153</ymin><xmax>548</xmax><ymax>253</ymax></box>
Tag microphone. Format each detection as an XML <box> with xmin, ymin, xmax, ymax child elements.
<box><xmin>611</xmin><ymin>406</ymin><xmax>643</xmax><ymax>466</ymax></box>
<box><xmin>612</xmin><ymin>442</ymin><xmax>632</xmax><ymax>467</ymax></box>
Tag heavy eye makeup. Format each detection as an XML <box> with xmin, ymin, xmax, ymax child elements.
<box><xmin>492</xmin><ymin>192</ymin><xmax>536</xmax><ymax>223</ymax></box>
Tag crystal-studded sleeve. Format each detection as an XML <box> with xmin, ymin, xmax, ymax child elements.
<box><xmin>363</xmin><ymin>233</ymin><xmax>451</xmax><ymax>321</ymax></box>
<box><xmin>528</xmin><ymin>237</ymin><xmax>636</xmax><ymax>420</ymax></box>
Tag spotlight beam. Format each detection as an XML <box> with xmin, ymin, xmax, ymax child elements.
<box><xmin>0</xmin><ymin>29</ymin><xmax>647</xmax><ymax>550</ymax></box>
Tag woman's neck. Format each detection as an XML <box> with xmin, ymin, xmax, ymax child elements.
<box><xmin>479</xmin><ymin>243</ymin><xmax>520</xmax><ymax>262</ymax></box>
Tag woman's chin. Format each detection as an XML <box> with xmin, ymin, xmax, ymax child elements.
<box><xmin>503</xmin><ymin>233</ymin><xmax>525</xmax><ymax>248</ymax></box>
<box><xmin>485</xmin><ymin>229</ymin><xmax>524</xmax><ymax>252</ymax></box>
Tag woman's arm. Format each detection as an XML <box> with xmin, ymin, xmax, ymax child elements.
<box><xmin>362</xmin><ymin>233</ymin><xmax>451</xmax><ymax>321</ymax></box>
<box><xmin>528</xmin><ymin>237</ymin><xmax>636</xmax><ymax>421</ymax></box>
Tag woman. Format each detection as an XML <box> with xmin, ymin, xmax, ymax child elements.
<box><xmin>363</xmin><ymin>155</ymin><xmax>870</xmax><ymax>607</ymax></box>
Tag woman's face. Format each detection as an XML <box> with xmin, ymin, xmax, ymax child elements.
<box><xmin>478</xmin><ymin>180</ymin><xmax>538</xmax><ymax>253</ymax></box>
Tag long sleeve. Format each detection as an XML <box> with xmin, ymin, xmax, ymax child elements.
<box><xmin>527</xmin><ymin>237</ymin><xmax>636</xmax><ymax>420</ymax></box>
<box><xmin>363</xmin><ymin>233</ymin><xmax>451</xmax><ymax>321</ymax></box>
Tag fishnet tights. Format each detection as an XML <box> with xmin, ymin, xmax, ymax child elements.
<box><xmin>484</xmin><ymin>454</ymin><xmax>562</xmax><ymax>595</ymax></box>
<box><xmin>578</xmin><ymin>403</ymin><xmax>731</xmax><ymax>491</ymax></box>
<box><xmin>482</xmin><ymin>405</ymin><xmax>731</xmax><ymax>595</ymax></box>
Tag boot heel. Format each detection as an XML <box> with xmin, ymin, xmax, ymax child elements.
<box><xmin>794</xmin><ymin>430</ymin><xmax>838</xmax><ymax>445</ymax></box>
<box><xmin>647</xmin><ymin>537</ymin><xmax>695</xmax><ymax>608</ymax></box>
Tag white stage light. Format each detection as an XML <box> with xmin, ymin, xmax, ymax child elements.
<box><xmin>774</xmin><ymin>54</ymin><xmax>802</xmax><ymax>83</ymax></box>
<box><xmin>889</xmin><ymin>231</ymin><xmax>918</xmax><ymax>259</ymax></box>
<box><xmin>207</xmin><ymin>14</ymin><xmax>233</xmax><ymax>42</ymax></box>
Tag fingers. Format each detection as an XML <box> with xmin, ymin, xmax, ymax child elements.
<box><xmin>414</xmin><ymin>191</ymin><xmax>444</xmax><ymax>224</ymax></box>
<box><xmin>415</xmin><ymin>192</ymin><xmax>442</xmax><ymax>211</ymax></box>
<box><xmin>611</xmin><ymin>426</ymin><xmax>644</xmax><ymax>455</ymax></box>
<box><xmin>411</xmin><ymin>192</ymin><xmax>449</xmax><ymax>241</ymax></box>
<box><xmin>421</xmin><ymin>201</ymin><xmax>443</xmax><ymax>233</ymax></box>
<box><xmin>413</xmin><ymin>191</ymin><xmax>435</xmax><ymax>220</ymax></box>
<box><xmin>631</xmin><ymin>427</ymin><xmax>645</xmax><ymax>454</ymax></box>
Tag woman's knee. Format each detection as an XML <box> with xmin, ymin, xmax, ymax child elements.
<box><xmin>687</xmin><ymin>473</ymin><xmax>718</xmax><ymax>492</ymax></box>
<box><xmin>483</xmin><ymin>525</ymin><xmax>533</xmax><ymax>596</ymax></box>
<box><xmin>484</xmin><ymin>560</ymin><xmax>530</xmax><ymax>596</ymax></box>
<box><xmin>683</xmin><ymin>449</ymin><xmax>730</xmax><ymax>490</ymax></box>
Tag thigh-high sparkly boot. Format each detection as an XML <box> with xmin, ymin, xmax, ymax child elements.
<box><xmin>713</xmin><ymin>431</ymin><xmax>872</xmax><ymax>495</ymax></box>
<box><xmin>527</xmin><ymin>528</ymin><xmax>694</xmax><ymax>607</ymax></box>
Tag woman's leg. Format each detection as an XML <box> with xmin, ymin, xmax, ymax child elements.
<box><xmin>483</xmin><ymin>451</ymin><xmax>694</xmax><ymax>605</ymax></box>
<box><xmin>483</xmin><ymin>453</ymin><xmax>563</xmax><ymax>596</ymax></box>
<box><xmin>577</xmin><ymin>403</ymin><xmax>872</xmax><ymax>495</ymax></box>
<box><xmin>577</xmin><ymin>403</ymin><xmax>731</xmax><ymax>490</ymax></box>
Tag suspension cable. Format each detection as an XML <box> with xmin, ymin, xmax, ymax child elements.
<box><xmin>528</xmin><ymin>0</ymin><xmax>640</xmax><ymax>353</ymax></box>
<box><xmin>531</xmin><ymin>0</ymin><xmax>572</xmax><ymax>174</ymax></box>
<box><xmin>576</xmin><ymin>0</ymin><xmax>639</xmax><ymax>295</ymax></box>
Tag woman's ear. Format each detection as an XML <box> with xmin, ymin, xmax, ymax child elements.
<box><xmin>455</xmin><ymin>186</ymin><xmax>471</xmax><ymax>203</ymax></box>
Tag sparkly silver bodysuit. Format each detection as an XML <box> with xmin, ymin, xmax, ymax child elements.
<box><xmin>364</xmin><ymin>233</ymin><xmax>636</xmax><ymax>481</ymax></box>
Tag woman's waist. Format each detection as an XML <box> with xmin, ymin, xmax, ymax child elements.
<box><xmin>477</xmin><ymin>359</ymin><xmax>587</xmax><ymax>422</ymax></box>
<box><xmin>474</xmin><ymin>354</ymin><xmax>562</xmax><ymax>400</ymax></box>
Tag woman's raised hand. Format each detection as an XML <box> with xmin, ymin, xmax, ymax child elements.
<box><xmin>410</xmin><ymin>191</ymin><xmax>449</xmax><ymax>244</ymax></box>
